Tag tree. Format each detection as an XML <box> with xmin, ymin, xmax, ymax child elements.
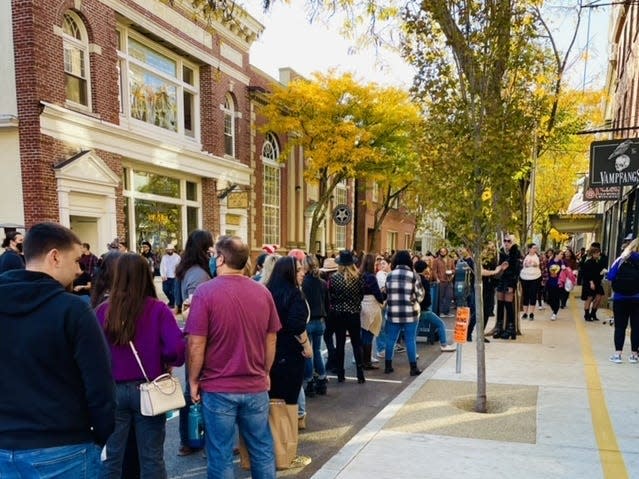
<box><xmin>259</xmin><ymin>71</ymin><xmax>423</xmax><ymax>250</ymax></box>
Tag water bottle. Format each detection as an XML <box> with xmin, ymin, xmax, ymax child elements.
<box><xmin>187</xmin><ymin>403</ymin><xmax>205</xmax><ymax>449</ymax></box>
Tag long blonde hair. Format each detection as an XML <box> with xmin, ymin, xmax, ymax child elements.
<box><xmin>621</xmin><ymin>238</ymin><xmax>639</xmax><ymax>260</ymax></box>
<box><xmin>338</xmin><ymin>263</ymin><xmax>360</xmax><ymax>283</ymax></box>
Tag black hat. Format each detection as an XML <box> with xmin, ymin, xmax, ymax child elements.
<box><xmin>623</xmin><ymin>234</ymin><xmax>634</xmax><ymax>242</ymax></box>
<box><xmin>335</xmin><ymin>250</ymin><xmax>354</xmax><ymax>266</ymax></box>
<box><xmin>141</xmin><ymin>241</ymin><xmax>152</xmax><ymax>248</ymax></box>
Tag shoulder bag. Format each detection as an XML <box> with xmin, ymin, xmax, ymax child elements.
<box><xmin>129</xmin><ymin>341</ymin><xmax>186</xmax><ymax>416</ymax></box>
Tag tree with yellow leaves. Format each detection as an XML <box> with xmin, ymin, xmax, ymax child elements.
<box><xmin>259</xmin><ymin>71</ymin><xmax>423</xmax><ymax>250</ymax></box>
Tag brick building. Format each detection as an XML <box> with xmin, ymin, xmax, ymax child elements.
<box><xmin>1</xmin><ymin>0</ymin><xmax>412</xmax><ymax>258</ymax></box>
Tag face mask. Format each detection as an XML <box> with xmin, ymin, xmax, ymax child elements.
<box><xmin>209</xmin><ymin>255</ymin><xmax>217</xmax><ymax>278</ymax></box>
<box><xmin>167</xmin><ymin>251</ymin><xmax>174</xmax><ymax>255</ymax></box>
<box><xmin>16</xmin><ymin>243</ymin><xmax>23</xmax><ymax>253</ymax></box>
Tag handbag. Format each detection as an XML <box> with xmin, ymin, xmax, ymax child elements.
<box><xmin>129</xmin><ymin>341</ymin><xmax>185</xmax><ymax>417</ymax></box>
<box><xmin>564</xmin><ymin>278</ymin><xmax>574</xmax><ymax>292</ymax></box>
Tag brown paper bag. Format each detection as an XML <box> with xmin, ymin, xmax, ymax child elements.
<box><xmin>238</xmin><ymin>399</ymin><xmax>298</xmax><ymax>470</ymax></box>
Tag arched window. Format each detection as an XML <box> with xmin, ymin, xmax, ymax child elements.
<box><xmin>262</xmin><ymin>133</ymin><xmax>281</xmax><ymax>245</ymax></box>
<box><xmin>62</xmin><ymin>12</ymin><xmax>90</xmax><ymax>108</ymax></box>
<box><xmin>223</xmin><ymin>94</ymin><xmax>236</xmax><ymax>157</ymax></box>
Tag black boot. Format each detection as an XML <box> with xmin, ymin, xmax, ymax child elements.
<box><xmin>493</xmin><ymin>301</ymin><xmax>504</xmax><ymax>338</ymax></box>
<box><xmin>356</xmin><ymin>366</ymin><xmax>365</xmax><ymax>384</ymax></box>
<box><xmin>337</xmin><ymin>369</ymin><xmax>345</xmax><ymax>383</ymax></box>
<box><xmin>304</xmin><ymin>378</ymin><xmax>316</xmax><ymax>398</ymax></box>
<box><xmin>591</xmin><ymin>309</ymin><xmax>599</xmax><ymax>321</ymax></box>
<box><xmin>362</xmin><ymin>344</ymin><xmax>379</xmax><ymax>370</ymax></box>
<box><xmin>384</xmin><ymin>360</ymin><xmax>394</xmax><ymax>374</ymax></box>
<box><xmin>584</xmin><ymin>310</ymin><xmax>592</xmax><ymax>322</ymax></box>
<box><xmin>500</xmin><ymin>319</ymin><xmax>516</xmax><ymax>340</ymax></box>
<box><xmin>409</xmin><ymin>362</ymin><xmax>422</xmax><ymax>376</ymax></box>
<box><xmin>315</xmin><ymin>378</ymin><xmax>327</xmax><ymax>395</ymax></box>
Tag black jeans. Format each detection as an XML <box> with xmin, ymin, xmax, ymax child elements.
<box><xmin>613</xmin><ymin>301</ymin><xmax>639</xmax><ymax>352</ymax></box>
<box><xmin>269</xmin><ymin>353</ymin><xmax>305</xmax><ymax>405</ymax></box>
<box><xmin>521</xmin><ymin>279</ymin><xmax>540</xmax><ymax>307</ymax></box>
<box><xmin>334</xmin><ymin>311</ymin><xmax>363</xmax><ymax>371</ymax></box>
<box><xmin>547</xmin><ymin>286</ymin><xmax>561</xmax><ymax>314</ymax></box>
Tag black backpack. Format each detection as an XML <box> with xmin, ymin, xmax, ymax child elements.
<box><xmin>612</xmin><ymin>258</ymin><xmax>639</xmax><ymax>295</ymax></box>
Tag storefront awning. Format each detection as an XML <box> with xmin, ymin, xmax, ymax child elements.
<box><xmin>549</xmin><ymin>214</ymin><xmax>603</xmax><ymax>233</ymax></box>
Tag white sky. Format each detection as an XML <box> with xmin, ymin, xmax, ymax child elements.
<box><xmin>244</xmin><ymin>1</ymin><xmax>610</xmax><ymax>91</ymax></box>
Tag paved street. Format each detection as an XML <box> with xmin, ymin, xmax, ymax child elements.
<box><xmin>163</xmin><ymin>338</ymin><xmax>445</xmax><ymax>478</ymax></box>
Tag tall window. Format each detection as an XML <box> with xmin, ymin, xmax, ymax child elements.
<box><xmin>262</xmin><ymin>134</ymin><xmax>280</xmax><ymax>245</ymax></box>
<box><xmin>387</xmin><ymin>231</ymin><xmax>398</xmax><ymax>251</ymax></box>
<box><xmin>117</xmin><ymin>28</ymin><xmax>199</xmax><ymax>138</ymax></box>
<box><xmin>335</xmin><ymin>181</ymin><xmax>347</xmax><ymax>249</ymax></box>
<box><xmin>62</xmin><ymin>12</ymin><xmax>90</xmax><ymax>108</ymax></box>
<box><xmin>223</xmin><ymin>94</ymin><xmax>236</xmax><ymax>157</ymax></box>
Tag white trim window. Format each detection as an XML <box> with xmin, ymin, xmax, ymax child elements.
<box><xmin>117</xmin><ymin>28</ymin><xmax>199</xmax><ymax>139</ymax></box>
<box><xmin>387</xmin><ymin>231</ymin><xmax>398</xmax><ymax>251</ymax></box>
<box><xmin>262</xmin><ymin>133</ymin><xmax>281</xmax><ymax>245</ymax></box>
<box><xmin>62</xmin><ymin>12</ymin><xmax>91</xmax><ymax>109</ymax></box>
<box><xmin>335</xmin><ymin>180</ymin><xmax>347</xmax><ymax>249</ymax></box>
<box><xmin>223</xmin><ymin>94</ymin><xmax>236</xmax><ymax>157</ymax></box>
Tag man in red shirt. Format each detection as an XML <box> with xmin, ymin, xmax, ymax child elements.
<box><xmin>186</xmin><ymin>236</ymin><xmax>280</xmax><ymax>479</ymax></box>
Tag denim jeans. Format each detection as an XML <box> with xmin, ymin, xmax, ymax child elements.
<box><xmin>179</xmin><ymin>365</ymin><xmax>194</xmax><ymax>447</ymax></box>
<box><xmin>418</xmin><ymin>310</ymin><xmax>448</xmax><ymax>346</ymax></box>
<box><xmin>304</xmin><ymin>319</ymin><xmax>326</xmax><ymax>381</ymax></box>
<box><xmin>361</xmin><ymin>328</ymin><xmax>374</xmax><ymax>345</ymax></box>
<box><xmin>0</xmin><ymin>443</ymin><xmax>101</xmax><ymax>478</ymax></box>
<box><xmin>100</xmin><ymin>382</ymin><xmax>167</xmax><ymax>479</ymax></box>
<box><xmin>202</xmin><ymin>391</ymin><xmax>275</xmax><ymax>479</ymax></box>
<box><xmin>385</xmin><ymin>321</ymin><xmax>418</xmax><ymax>362</ymax></box>
<box><xmin>438</xmin><ymin>282</ymin><xmax>453</xmax><ymax>315</ymax></box>
<box><xmin>375</xmin><ymin>309</ymin><xmax>388</xmax><ymax>355</ymax></box>
<box><xmin>430</xmin><ymin>283</ymin><xmax>439</xmax><ymax>317</ymax></box>
<box><xmin>162</xmin><ymin>278</ymin><xmax>175</xmax><ymax>308</ymax></box>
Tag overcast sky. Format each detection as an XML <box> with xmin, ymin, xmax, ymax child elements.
<box><xmin>245</xmin><ymin>1</ymin><xmax>610</xmax><ymax>91</ymax></box>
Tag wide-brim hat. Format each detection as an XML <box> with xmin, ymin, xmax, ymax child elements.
<box><xmin>335</xmin><ymin>250</ymin><xmax>354</xmax><ymax>266</ymax></box>
<box><xmin>320</xmin><ymin>257</ymin><xmax>338</xmax><ymax>272</ymax></box>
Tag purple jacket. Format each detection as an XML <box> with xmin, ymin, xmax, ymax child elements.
<box><xmin>96</xmin><ymin>297</ymin><xmax>185</xmax><ymax>382</ymax></box>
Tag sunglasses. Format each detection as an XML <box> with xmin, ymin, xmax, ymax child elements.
<box><xmin>504</xmin><ymin>239</ymin><xmax>512</xmax><ymax>243</ymax></box>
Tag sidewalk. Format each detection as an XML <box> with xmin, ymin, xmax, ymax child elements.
<box><xmin>311</xmin><ymin>298</ymin><xmax>639</xmax><ymax>479</ymax></box>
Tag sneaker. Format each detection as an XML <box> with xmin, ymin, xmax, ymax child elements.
<box><xmin>522</xmin><ymin>313</ymin><xmax>528</xmax><ymax>320</ymax></box>
<box><xmin>529</xmin><ymin>313</ymin><xmax>534</xmax><ymax>321</ymax></box>
<box><xmin>629</xmin><ymin>354</ymin><xmax>639</xmax><ymax>364</ymax></box>
<box><xmin>371</xmin><ymin>356</ymin><xmax>380</xmax><ymax>363</ymax></box>
<box><xmin>609</xmin><ymin>354</ymin><xmax>622</xmax><ymax>364</ymax></box>
<box><xmin>537</xmin><ymin>304</ymin><xmax>544</xmax><ymax>310</ymax></box>
<box><xmin>441</xmin><ymin>313</ymin><xmax>454</xmax><ymax>318</ymax></box>
<box><xmin>395</xmin><ymin>345</ymin><xmax>406</xmax><ymax>353</ymax></box>
<box><xmin>376</xmin><ymin>350</ymin><xmax>385</xmax><ymax>358</ymax></box>
<box><xmin>551</xmin><ymin>314</ymin><xmax>557</xmax><ymax>321</ymax></box>
<box><xmin>441</xmin><ymin>344</ymin><xmax>456</xmax><ymax>352</ymax></box>
<box><xmin>289</xmin><ymin>455</ymin><xmax>312</xmax><ymax>468</ymax></box>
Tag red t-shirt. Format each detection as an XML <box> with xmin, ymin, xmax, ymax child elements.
<box><xmin>185</xmin><ymin>274</ymin><xmax>281</xmax><ymax>393</ymax></box>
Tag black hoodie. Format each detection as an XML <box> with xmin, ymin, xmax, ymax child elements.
<box><xmin>0</xmin><ymin>269</ymin><xmax>116</xmax><ymax>449</ymax></box>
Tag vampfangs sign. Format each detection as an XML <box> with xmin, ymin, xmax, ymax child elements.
<box><xmin>589</xmin><ymin>139</ymin><xmax>639</xmax><ymax>187</ymax></box>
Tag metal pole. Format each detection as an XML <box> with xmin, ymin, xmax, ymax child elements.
<box><xmin>455</xmin><ymin>343</ymin><xmax>462</xmax><ymax>373</ymax></box>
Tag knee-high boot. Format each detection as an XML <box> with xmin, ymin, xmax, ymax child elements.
<box><xmin>500</xmin><ymin>302</ymin><xmax>516</xmax><ymax>340</ymax></box>
<box><xmin>493</xmin><ymin>300</ymin><xmax>505</xmax><ymax>338</ymax></box>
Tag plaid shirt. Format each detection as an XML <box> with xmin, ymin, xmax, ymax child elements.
<box><xmin>385</xmin><ymin>265</ymin><xmax>425</xmax><ymax>324</ymax></box>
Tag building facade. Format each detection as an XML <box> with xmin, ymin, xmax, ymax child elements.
<box><xmin>602</xmin><ymin>1</ymin><xmax>639</xmax><ymax>261</ymax></box>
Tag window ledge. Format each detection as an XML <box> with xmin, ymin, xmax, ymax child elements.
<box><xmin>64</xmin><ymin>101</ymin><xmax>99</xmax><ymax>119</ymax></box>
<box><xmin>119</xmin><ymin>115</ymin><xmax>203</xmax><ymax>151</ymax></box>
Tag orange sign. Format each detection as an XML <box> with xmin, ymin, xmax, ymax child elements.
<box><xmin>453</xmin><ymin>307</ymin><xmax>470</xmax><ymax>344</ymax></box>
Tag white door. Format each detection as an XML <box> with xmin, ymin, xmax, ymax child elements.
<box><xmin>70</xmin><ymin>216</ymin><xmax>99</xmax><ymax>252</ymax></box>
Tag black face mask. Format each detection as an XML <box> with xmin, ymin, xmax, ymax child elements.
<box><xmin>167</xmin><ymin>251</ymin><xmax>174</xmax><ymax>255</ymax></box>
<box><xmin>16</xmin><ymin>243</ymin><xmax>23</xmax><ymax>253</ymax></box>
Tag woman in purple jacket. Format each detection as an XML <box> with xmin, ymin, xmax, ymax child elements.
<box><xmin>97</xmin><ymin>253</ymin><xmax>185</xmax><ymax>479</ymax></box>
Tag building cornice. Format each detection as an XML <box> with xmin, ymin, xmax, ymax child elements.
<box><xmin>39</xmin><ymin>102</ymin><xmax>251</xmax><ymax>185</ymax></box>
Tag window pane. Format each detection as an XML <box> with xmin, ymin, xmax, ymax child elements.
<box><xmin>128</xmin><ymin>38</ymin><xmax>176</xmax><ymax>77</ymax></box>
<box><xmin>65</xmin><ymin>74</ymin><xmax>87</xmax><ymax>105</ymax></box>
<box><xmin>187</xmin><ymin>206</ymin><xmax>198</xmax><ymax>233</ymax></box>
<box><xmin>133</xmin><ymin>170</ymin><xmax>180</xmax><ymax>198</ymax></box>
<box><xmin>183</xmin><ymin>66</ymin><xmax>194</xmax><ymax>85</ymax></box>
<box><xmin>64</xmin><ymin>46</ymin><xmax>85</xmax><ymax>77</ymax></box>
<box><xmin>129</xmin><ymin>64</ymin><xmax>177</xmax><ymax>131</ymax></box>
<box><xmin>184</xmin><ymin>91</ymin><xmax>194</xmax><ymax>137</ymax></box>
<box><xmin>134</xmin><ymin>199</ymin><xmax>182</xmax><ymax>250</ymax></box>
<box><xmin>186</xmin><ymin>181</ymin><xmax>197</xmax><ymax>201</ymax></box>
<box><xmin>263</xmin><ymin>164</ymin><xmax>280</xmax><ymax>245</ymax></box>
<box><xmin>122</xmin><ymin>168</ymin><xmax>130</xmax><ymax>190</ymax></box>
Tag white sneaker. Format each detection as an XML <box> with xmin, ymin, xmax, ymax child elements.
<box><xmin>440</xmin><ymin>344</ymin><xmax>456</xmax><ymax>352</ymax></box>
<box><xmin>629</xmin><ymin>354</ymin><xmax>638</xmax><ymax>364</ymax></box>
<box><xmin>371</xmin><ymin>356</ymin><xmax>380</xmax><ymax>363</ymax></box>
<box><xmin>537</xmin><ymin>304</ymin><xmax>544</xmax><ymax>310</ymax></box>
<box><xmin>609</xmin><ymin>354</ymin><xmax>622</xmax><ymax>364</ymax></box>
<box><xmin>551</xmin><ymin>314</ymin><xmax>557</xmax><ymax>321</ymax></box>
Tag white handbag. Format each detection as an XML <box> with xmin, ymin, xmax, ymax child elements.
<box><xmin>129</xmin><ymin>341</ymin><xmax>186</xmax><ymax>416</ymax></box>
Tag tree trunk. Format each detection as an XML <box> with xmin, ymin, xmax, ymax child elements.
<box><xmin>472</xmin><ymin>227</ymin><xmax>487</xmax><ymax>413</ymax></box>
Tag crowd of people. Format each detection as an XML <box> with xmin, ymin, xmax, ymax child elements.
<box><xmin>1</xmin><ymin>223</ymin><xmax>639</xmax><ymax>478</ymax></box>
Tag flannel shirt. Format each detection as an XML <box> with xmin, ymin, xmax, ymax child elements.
<box><xmin>385</xmin><ymin>265</ymin><xmax>425</xmax><ymax>324</ymax></box>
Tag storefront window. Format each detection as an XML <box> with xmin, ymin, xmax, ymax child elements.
<box><xmin>133</xmin><ymin>170</ymin><xmax>180</xmax><ymax>198</ymax></box>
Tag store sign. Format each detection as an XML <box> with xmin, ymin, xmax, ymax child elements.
<box><xmin>589</xmin><ymin>139</ymin><xmax>639</xmax><ymax>187</ymax></box>
<box><xmin>225</xmin><ymin>214</ymin><xmax>241</xmax><ymax>226</ymax></box>
<box><xmin>582</xmin><ymin>177</ymin><xmax>621</xmax><ymax>201</ymax></box>
<box><xmin>227</xmin><ymin>191</ymin><xmax>248</xmax><ymax>209</ymax></box>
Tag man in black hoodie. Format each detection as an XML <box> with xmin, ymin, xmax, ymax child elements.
<box><xmin>0</xmin><ymin>222</ymin><xmax>115</xmax><ymax>476</ymax></box>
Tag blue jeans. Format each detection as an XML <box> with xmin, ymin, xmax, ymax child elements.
<box><xmin>162</xmin><ymin>278</ymin><xmax>175</xmax><ymax>308</ymax></box>
<box><xmin>361</xmin><ymin>328</ymin><xmax>374</xmax><ymax>345</ymax></box>
<box><xmin>202</xmin><ymin>391</ymin><xmax>275</xmax><ymax>479</ymax></box>
<box><xmin>418</xmin><ymin>310</ymin><xmax>448</xmax><ymax>345</ymax></box>
<box><xmin>430</xmin><ymin>283</ymin><xmax>439</xmax><ymax>317</ymax></box>
<box><xmin>385</xmin><ymin>322</ymin><xmax>418</xmax><ymax>362</ymax></box>
<box><xmin>100</xmin><ymin>382</ymin><xmax>167</xmax><ymax>479</ymax></box>
<box><xmin>0</xmin><ymin>443</ymin><xmax>101</xmax><ymax>478</ymax></box>
<box><xmin>375</xmin><ymin>309</ymin><xmax>388</xmax><ymax>354</ymax></box>
<box><xmin>304</xmin><ymin>319</ymin><xmax>326</xmax><ymax>381</ymax></box>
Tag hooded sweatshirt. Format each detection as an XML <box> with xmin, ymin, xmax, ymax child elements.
<box><xmin>0</xmin><ymin>269</ymin><xmax>116</xmax><ymax>449</ymax></box>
